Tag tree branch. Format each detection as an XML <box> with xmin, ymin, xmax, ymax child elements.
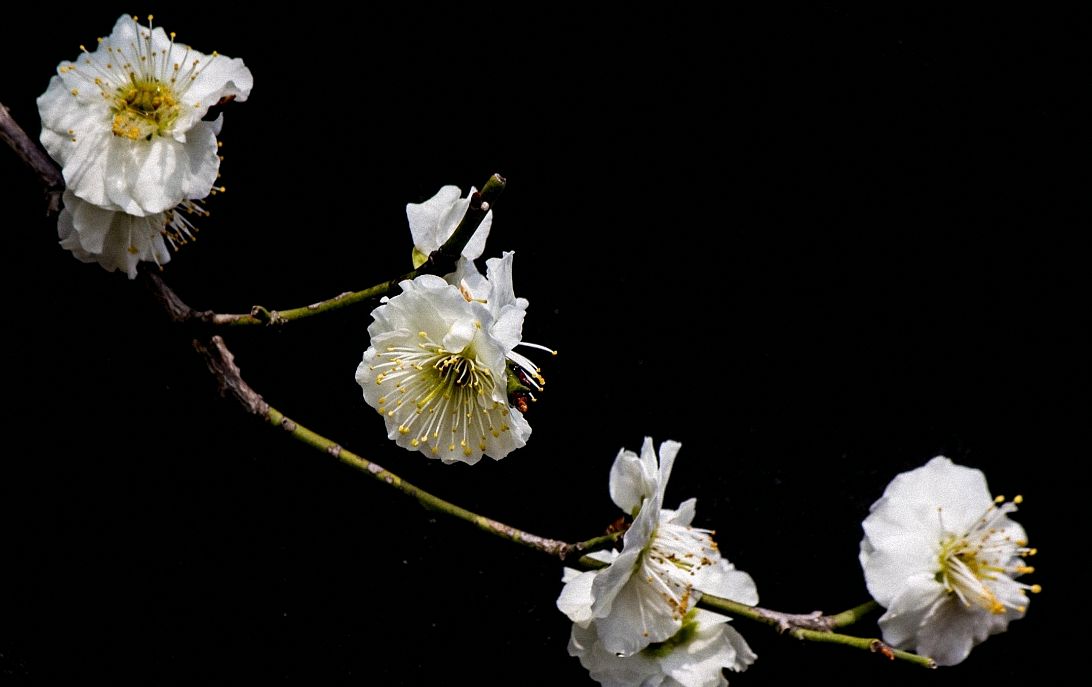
<box><xmin>0</xmin><ymin>101</ymin><xmax>64</xmax><ymax>215</ymax></box>
<box><xmin>189</xmin><ymin>327</ymin><xmax>931</xmax><ymax>669</ymax></box>
<box><xmin>573</xmin><ymin>555</ymin><xmax>934</xmax><ymax>669</ymax></box>
<box><xmin>192</xmin><ymin>334</ymin><xmax>607</xmax><ymax>561</ymax></box>
<box><xmin>695</xmin><ymin>595</ymin><xmax>933</xmax><ymax>668</ymax></box>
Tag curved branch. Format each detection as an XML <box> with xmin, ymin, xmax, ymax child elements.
<box><xmin>192</xmin><ymin>334</ymin><xmax>612</xmax><ymax>561</ymax></box>
<box><xmin>0</xmin><ymin>101</ymin><xmax>64</xmax><ymax>215</ymax></box>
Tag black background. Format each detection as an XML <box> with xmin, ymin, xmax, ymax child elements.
<box><xmin>1</xmin><ymin>6</ymin><xmax>1085</xmax><ymax>685</ymax></box>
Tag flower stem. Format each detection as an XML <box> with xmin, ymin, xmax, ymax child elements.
<box><xmin>788</xmin><ymin>627</ymin><xmax>936</xmax><ymax>668</ymax></box>
<box><xmin>203</xmin><ymin>174</ymin><xmax>506</xmax><ymax>326</ymax></box>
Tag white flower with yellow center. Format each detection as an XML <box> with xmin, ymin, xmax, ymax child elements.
<box><xmin>559</xmin><ymin>439</ymin><xmax>759</xmax><ymax>659</ymax></box>
<box><xmin>407</xmin><ymin>185</ymin><xmax>492</xmax><ymax>269</ymax></box>
<box><xmin>57</xmin><ymin>190</ymin><xmax>205</xmax><ymax>278</ymax></box>
<box><xmin>37</xmin><ymin>14</ymin><xmax>252</xmax><ymax>216</ymax></box>
<box><xmin>859</xmin><ymin>456</ymin><xmax>1039</xmax><ymax>666</ymax></box>
<box><xmin>354</xmin><ymin>269</ymin><xmax>533</xmax><ymax>465</ymax></box>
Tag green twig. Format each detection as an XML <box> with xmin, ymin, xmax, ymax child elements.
<box><xmin>204</xmin><ymin>174</ymin><xmax>506</xmax><ymax>326</ymax></box>
<box><xmin>788</xmin><ymin>627</ymin><xmax>936</xmax><ymax>668</ymax></box>
<box><xmin>692</xmin><ymin>595</ymin><xmax>932</xmax><ymax>668</ymax></box>
<box><xmin>192</xmin><ymin>334</ymin><xmax>607</xmax><ymax>561</ymax></box>
<box><xmin>826</xmin><ymin>600</ymin><xmax>881</xmax><ymax>629</ymax></box>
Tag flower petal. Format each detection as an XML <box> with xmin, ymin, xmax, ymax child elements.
<box><xmin>695</xmin><ymin>560</ymin><xmax>759</xmax><ymax>606</ymax></box>
<box><xmin>408</xmin><ymin>185</ymin><xmax>462</xmax><ymax>254</ymax></box>
<box><xmin>594</xmin><ymin>565</ymin><xmax>686</xmax><ymax>656</ymax></box>
<box><xmin>876</xmin><ymin>572</ymin><xmax>946</xmax><ymax>650</ymax></box>
<box><xmin>609</xmin><ymin>445</ymin><xmax>656</xmax><ymax>516</ymax></box>
<box><xmin>557</xmin><ymin>569</ymin><xmax>598</xmax><ymax>625</ymax></box>
<box><xmin>58</xmin><ymin>191</ymin><xmax>171</xmax><ymax>278</ymax></box>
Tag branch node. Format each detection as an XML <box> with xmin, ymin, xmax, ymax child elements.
<box><xmin>870</xmin><ymin>640</ymin><xmax>896</xmax><ymax>660</ymax></box>
<box><xmin>280</xmin><ymin>417</ymin><xmax>297</xmax><ymax>432</ymax></box>
<box><xmin>761</xmin><ymin>608</ymin><xmax>836</xmax><ymax>634</ymax></box>
<box><xmin>192</xmin><ymin>335</ymin><xmax>268</xmax><ymax>416</ymax></box>
<box><xmin>326</xmin><ymin>444</ymin><xmax>342</xmax><ymax>458</ymax></box>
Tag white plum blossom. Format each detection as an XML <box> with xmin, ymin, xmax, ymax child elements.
<box><xmin>859</xmin><ymin>456</ymin><xmax>1039</xmax><ymax>666</ymax></box>
<box><xmin>569</xmin><ymin>607</ymin><xmax>757</xmax><ymax>687</ymax></box>
<box><xmin>407</xmin><ymin>185</ymin><xmax>492</xmax><ymax>268</ymax></box>
<box><xmin>557</xmin><ymin>438</ymin><xmax>758</xmax><ymax>673</ymax></box>
<box><xmin>57</xmin><ymin>190</ymin><xmax>204</xmax><ymax>278</ymax></box>
<box><xmin>354</xmin><ymin>255</ymin><xmax>545</xmax><ymax>464</ymax></box>
<box><xmin>38</xmin><ymin>14</ymin><xmax>252</xmax><ymax>217</ymax></box>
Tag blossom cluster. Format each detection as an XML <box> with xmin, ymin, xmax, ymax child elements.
<box><xmin>355</xmin><ymin>186</ymin><xmax>547</xmax><ymax>465</ymax></box>
<box><xmin>39</xmin><ymin>14</ymin><xmax>252</xmax><ymax>277</ymax></box>
<box><xmin>31</xmin><ymin>16</ymin><xmax>1040</xmax><ymax>685</ymax></box>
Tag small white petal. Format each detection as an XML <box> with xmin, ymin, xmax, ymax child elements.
<box><xmin>610</xmin><ymin>444</ymin><xmax>657</xmax><ymax>516</ymax></box>
<box><xmin>664</xmin><ymin>498</ymin><xmax>697</xmax><ymax>527</ymax></box>
<box><xmin>859</xmin><ymin>529</ymin><xmax>939</xmax><ymax>606</ymax></box>
<box><xmin>594</xmin><ymin>561</ymin><xmax>686</xmax><ymax>656</ymax></box>
<box><xmin>557</xmin><ymin>569</ymin><xmax>599</xmax><ymax>626</ymax></box>
<box><xmin>719</xmin><ymin>623</ymin><xmax>758</xmax><ymax>673</ymax></box>
<box><xmin>408</xmin><ymin>185</ymin><xmax>461</xmax><ymax>254</ymax></box>
<box><xmin>176</xmin><ymin>53</ymin><xmax>253</xmax><ymax>123</ymax></box>
<box><xmin>57</xmin><ymin>191</ymin><xmax>173</xmax><ymax>279</ymax></box>
<box><xmin>407</xmin><ymin>185</ymin><xmax>492</xmax><ymax>262</ymax></box>
<box><xmin>695</xmin><ymin>560</ymin><xmax>760</xmax><ymax>607</ymax></box>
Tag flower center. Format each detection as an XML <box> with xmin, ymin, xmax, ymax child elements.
<box><xmin>436</xmin><ymin>353</ymin><xmax>487</xmax><ymax>390</ymax></box>
<box><xmin>640</xmin><ymin>522</ymin><xmax>720</xmax><ymax>618</ymax></box>
<box><xmin>641</xmin><ymin>609</ymin><xmax>700</xmax><ymax>658</ymax></box>
<box><xmin>370</xmin><ymin>330</ymin><xmax>514</xmax><ymax>458</ymax></box>
<box><xmin>58</xmin><ymin>15</ymin><xmax>223</xmax><ymax>144</ymax></box>
<box><xmin>111</xmin><ymin>78</ymin><xmax>180</xmax><ymax>140</ymax></box>
<box><xmin>936</xmin><ymin>495</ymin><xmax>1040</xmax><ymax>614</ymax></box>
